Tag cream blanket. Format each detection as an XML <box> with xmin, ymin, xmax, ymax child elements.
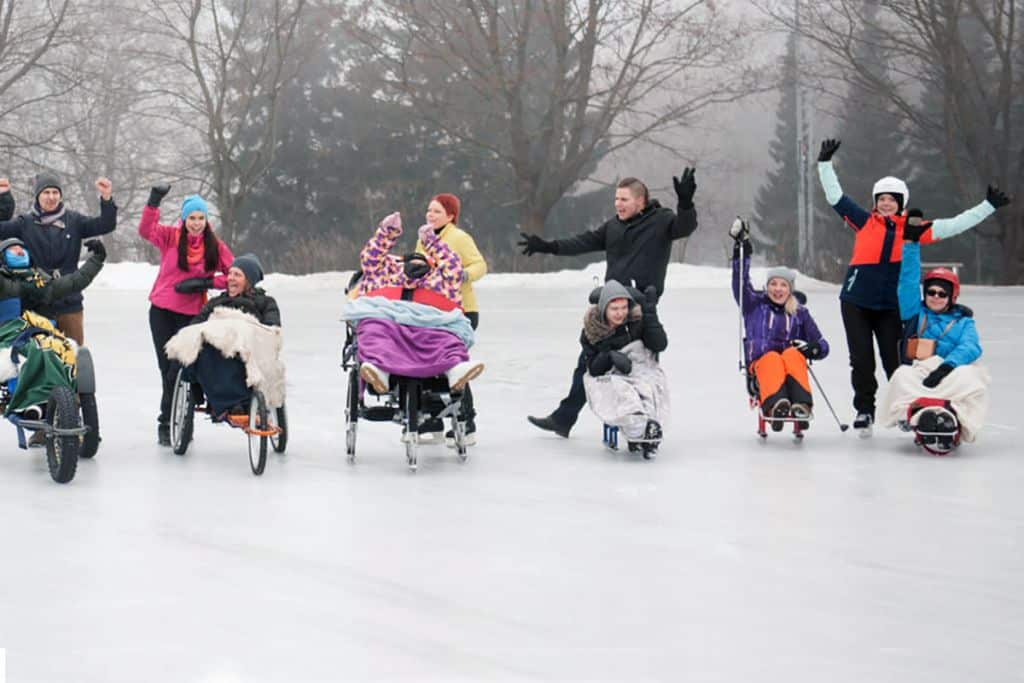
<box><xmin>165</xmin><ymin>307</ymin><xmax>286</xmax><ymax>409</ymax></box>
<box><xmin>583</xmin><ymin>340</ymin><xmax>670</xmax><ymax>440</ymax></box>
<box><xmin>880</xmin><ymin>355</ymin><xmax>990</xmax><ymax>442</ymax></box>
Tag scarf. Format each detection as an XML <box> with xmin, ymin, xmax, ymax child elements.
<box><xmin>32</xmin><ymin>202</ymin><xmax>67</xmax><ymax>227</ymax></box>
<box><xmin>186</xmin><ymin>230</ymin><xmax>205</xmax><ymax>267</ymax></box>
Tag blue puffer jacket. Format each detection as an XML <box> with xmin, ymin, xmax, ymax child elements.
<box><xmin>898</xmin><ymin>242</ymin><xmax>981</xmax><ymax>368</ymax></box>
<box><xmin>732</xmin><ymin>254</ymin><xmax>829</xmax><ymax>367</ymax></box>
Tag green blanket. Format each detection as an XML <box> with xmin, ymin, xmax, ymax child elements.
<box><xmin>0</xmin><ymin>317</ymin><xmax>76</xmax><ymax>415</ymax></box>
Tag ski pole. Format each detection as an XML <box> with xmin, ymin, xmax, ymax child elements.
<box><xmin>732</xmin><ymin>217</ymin><xmax>747</xmax><ymax>374</ymax></box>
<box><xmin>807</xmin><ymin>365</ymin><xmax>850</xmax><ymax>432</ymax></box>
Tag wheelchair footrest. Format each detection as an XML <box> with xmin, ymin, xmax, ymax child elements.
<box><xmin>362</xmin><ymin>406</ymin><xmax>397</xmax><ymax>422</ymax></box>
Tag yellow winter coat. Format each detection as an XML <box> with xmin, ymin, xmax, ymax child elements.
<box><xmin>415</xmin><ymin>222</ymin><xmax>487</xmax><ymax>313</ymax></box>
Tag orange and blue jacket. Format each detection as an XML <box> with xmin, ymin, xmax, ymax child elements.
<box><xmin>818</xmin><ymin>161</ymin><xmax>996</xmax><ymax>310</ymax></box>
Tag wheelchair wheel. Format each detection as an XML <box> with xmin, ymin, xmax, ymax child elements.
<box><xmin>170</xmin><ymin>369</ymin><xmax>194</xmax><ymax>456</ymax></box>
<box><xmin>248</xmin><ymin>393</ymin><xmax>269</xmax><ymax>476</ymax></box>
<box><xmin>345</xmin><ymin>367</ymin><xmax>358</xmax><ymax>462</ymax></box>
<box><xmin>46</xmin><ymin>385</ymin><xmax>80</xmax><ymax>484</ymax></box>
<box><xmin>79</xmin><ymin>393</ymin><xmax>100</xmax><ymax>459</ymax></box>
<box><xmin>269</xmin><ymin>404</ymin><xmax>287</xmax><ymax>454</ymax></box>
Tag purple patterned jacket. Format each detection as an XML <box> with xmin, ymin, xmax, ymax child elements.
<box><xmin>357</xmin><ymin>214</ymin><xmax>464</xmax><ymax>309</ymax></box>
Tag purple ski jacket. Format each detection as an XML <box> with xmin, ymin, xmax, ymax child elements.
<box><xmin>731</xmin><ymin>254</ymin><xmax>829</xmax><ymax>367</ymax></box>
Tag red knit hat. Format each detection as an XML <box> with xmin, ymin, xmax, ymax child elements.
<box><xmin>431</xmin><ymin>193</ymin><xmax>460</xmax><ymax>224</ymax></box>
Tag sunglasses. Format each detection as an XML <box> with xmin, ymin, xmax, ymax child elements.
<box><xmin>925</xmin><ymin>288</ymin><xmax>950</xmax><ymax>298</ymax></box>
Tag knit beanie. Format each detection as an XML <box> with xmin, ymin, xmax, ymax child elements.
<box><xmin>33</xmin><ymin>173</ymin><xmax>62</xmax><ymax>201</ymax></box>
<box><xmin>180</xmin><ymin>194</ymin><xmax>209</xmax><ymax>222</ymax></box>
<box><xmin>231</xmin><ymin>253</ymin><xmax>264</xmax><ymax>287</ymax></box>
<box><xmin>765</xmin><ymin>266</ymin><xmax>797</xmax><ymax>290</ymax></box>
<box><xmin>431</xmin><ymin>193</ymin><xmax>460</xmax><ymax>224</ymax></box>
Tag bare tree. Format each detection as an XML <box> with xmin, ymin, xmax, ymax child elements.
<box><xmin>761</xmin><ymin>0</ymin><xmax>1024</xmax><ymax>283</ymax></box>
<box><xmin>350</xmin><ymin>0</ymin><xmax>763</xmax><ymax>237</ymax></box>
<box><xmin>138</xmin><ymin>0</ymin><xmax>321</xmax><ymax>245</ymax></box>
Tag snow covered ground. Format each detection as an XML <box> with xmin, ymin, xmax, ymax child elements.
<box><xmin>1</xmin><ymin>262</ymin><xmax>1022</xmax><ymax>682</ymax></box>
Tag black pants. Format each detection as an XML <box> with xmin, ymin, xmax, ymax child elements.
<box><xmin>840</xmin><ymin>300</ymin><xmax>903</xmax><ymax>416</ymax></box>
<box><xmin>149</xmin><ymin>305</ymin><xmax>194</xmax><ymax>425</ymax></box>
<box><xmin>460</xmin><ymin>312</ymin><xmax>479</xmax><ymax>422</ymax></box>
<box><xmin>551</xmin><ymin>349</ymin><xmax>588</xmax><ymax>429</ymax></box>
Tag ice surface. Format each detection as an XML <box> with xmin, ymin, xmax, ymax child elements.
<box><xmin>1</xmin><ymin>263</ymin><xmax>1022</xmax><ymax>682</ymax></box>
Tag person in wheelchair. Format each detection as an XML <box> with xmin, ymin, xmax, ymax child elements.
<box><xmin>0</xmin><ymin>237</ymin><xmax>106</xmax><ymax>324</ymax></box>
<box><xmin>0</xmin><ymin>237</ymin><xmax>105</xmax><ymax>443</ymax></box>
<box><xmin>731</xmin><ymin>226</ymin><xmax>829</xmax><ymax>430</ymax></box>
<box><xmin>880</xmin><ymin>213</ymin><xmax>989</xmax><ymax>448</ymax></box>
<box><xmin>344</xmin><ymin>211</ymin><xmax>483</xmax><ymax>402</ymax></box>
<box><xmin>581</xmin><ymin>279</ymin><xmax>668</xmax><ymax>453</ymax></box>
<box><xmin>166</xmin><ymin>254</ymin><xmax>284</xmax><ymax>425</ymax></box>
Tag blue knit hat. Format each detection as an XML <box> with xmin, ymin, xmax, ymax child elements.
<box><xmin>180</xmin><ymin>194</ymin><xmax>208</xmax><ymax>222</ymax></box>
<box><xmin>231</xmin><ymin>253</ymin><xmax>264</xmax><ymax>287</ymax></box>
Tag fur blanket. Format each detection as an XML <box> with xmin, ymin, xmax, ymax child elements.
<box><xmin>165</xmin><ymin>307</ymin><xmax>286</xmax><ymax>408</ymax></box>
<box><xmin>880</xmin><ymin>355</ymin><xmax>990</xmax><ymax>442</ymax></box>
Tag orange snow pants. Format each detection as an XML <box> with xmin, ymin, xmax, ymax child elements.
<box><xmin>751</xmin><ymin>347</ymin><xmax>812</xmax><ymax>406</ymax></box>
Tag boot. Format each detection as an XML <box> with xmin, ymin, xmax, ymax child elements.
<box><xmin>768</xmin><ymin>398</ymin><xmax>790</xmax><ymax>432</ymax></box>
<box><xmin>157</xmin><ymin>422</ymin><xmax>171</xmax><ymax>446</ymax></box>
<box><xmin>359</xmin><ymin>362</ymin><xmax>389</xmax><ymax>394</ymax></box>
<box><xmin>527</xmin><ymin>413</ymin><xmax>571</xmax><ymax>438</ymax></box>
<box><xmin>446</xmin><ymin>361</ymin><xmax>484</xmax><ymax>393</ymax></box>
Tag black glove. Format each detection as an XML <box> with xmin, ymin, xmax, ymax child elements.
<box><xmin>174</xmin><ymin>276</ymin><xmax>213</xmax><ymax>294</ymax></box>
<box><xmin>147</xmin><ymin>184</ymin><xmax>171</xmax><ymax>208</ymax></box>
<box><xmin>986</xmin><ymin>184</ymin><xmax>1010</xmax><ymax>210</ymax></box>
<box><xmin>641</xmin><ymin>285</ymin><xmax>659</xmax><ymax>316</ymax></box>
<box><xmin>609</xmin><ymin>350</ymin><xmax>632</xmax><ymax>374</ymax></box>
<box><xmin>517</xmin><ymin>232</ymin><xmax>558</xmax><ymax>256</ymax></box>
<box><xmin>903</xmin><ymin>208</ymin><xmax>932</xmax><ymax>242</ymax></box>
<box><xmin>732</xmin><ymin>237</ymin><xmax>752</xmax><ymax>259</ymax></box>
<box><xmin>403</xmin><ymin>258</ymin><xmax>430</xmax><ymax>280</ymax></box>
<box><xmin>673</xmin><ymin>167</ymin><xmax>696</xmax><ymax>210</ymax></box>
<box><xmin>83</xmin><ymin>239</ymin><xmax>106</xmax><ymax>260</ymax></box>
<box><xmin>791</xmin><ymin>339</ymin><xmax>821</xmax><ymax>360</ymax></box>
<box><xmin>818</xmin><ymin>138</ymin><xmax>841</xmax><ymax>162</ymax></box>
<box><xmin>923</xmin><ymin>363</ymin><xmax>954</xmax><ymax>388</ymax></box>
<box><xmin>589</xmin><ymin>351</ymin><xmax>613</xmax><ymax>376</ymax></box>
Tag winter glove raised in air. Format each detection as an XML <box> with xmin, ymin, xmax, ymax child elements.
<box><xmin>147</xmin><ymin>184</ymin><xmax>171</xmax><ymax>208</ymax></box>
<box><xmin>673</xmin><ymin>167</ymin><xmax>697</xmax><ymax>210</ymax></box>
<box><xmin>641</xmin><ymin>285</ymin><xmax>659</xmax><ymax>316</ymax></box>
<box><xmin>174</xmin><ymin>276</ymin><xmax>214</xmax><ymax>294</ymax></box>
<box><xmin>517</xmin><ymin>232</ymin><xmax>558</xmax><ymax>256</ymax></box>
<box><xmin>818</xmin><ymin>138</ymin><xmax>841</xmax><ymax>162</ymax></box>
<box><xmin>83</xmin><ymin>239</ymin><xmax>106</xmax><ymax>260</ymax></box>
<box><xmin>986</xmin><ymin>185</ymin><xmax>1010</xmax><ymax>210</ymax></box>
<box><xmin>729</xmin><ymin>217</ymin><xmax>752</xmax><ymax>257</ymax></box>
<box><xmin>923</xmin><ymin>363</ymin><xmax>954</xmax><ymax>388</ymax></box>
<box><xmin>902</xmin><ymin>208</ymin><xmax>932</xmax><ymax>242</ymax></box>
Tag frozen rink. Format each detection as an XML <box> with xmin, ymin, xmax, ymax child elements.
<box><xmin>1</xmin><ymin>262</ymin><xmax>1022</xmax><ymax>682</ymax></box>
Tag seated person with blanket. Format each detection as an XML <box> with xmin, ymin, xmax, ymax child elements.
<box><xmin>165</xmin><ymin>254</ymin><xmax>284</xmax><ymax>423</ymax></box>
<box><xmin>343</xmin><ymin>211</ymin><xmax>483</xmax><ymax>394</ymax></box>
<box><xmin>581</xmin><ymin>280</ymin><xmax>669</xmax><ymax>453</ymax></box>
<box><xmin>880</xmin><ymin>212</ymin><xmax>989</xmax><ymax>446</ymax></box>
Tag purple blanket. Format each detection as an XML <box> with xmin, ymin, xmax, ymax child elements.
<box><xmin>356</xmin><ymin>319</ymin><xmax>469</xmax><ymax>378</ymax></box>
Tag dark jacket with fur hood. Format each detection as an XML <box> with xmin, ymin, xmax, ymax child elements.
<box><xmin>580</xmin><ymin>280</ymin><xmax>667</xmax><ymax>375</ymax></box>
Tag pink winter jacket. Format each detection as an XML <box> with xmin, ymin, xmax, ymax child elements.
<box><xmin>357</xmin><ymin>215</ymin><xmax>464</xmax><ymax>307</ymax></box>
<box><xmin>139</xmin><ymin>205</ymin><xmax>233</xmax><ymax>315</ymax></box>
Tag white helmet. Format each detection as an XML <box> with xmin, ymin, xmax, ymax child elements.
<box><xmin>872</xmin><ymin>176</ymin><xmax>909</xmax><ymax>212</ymax></box>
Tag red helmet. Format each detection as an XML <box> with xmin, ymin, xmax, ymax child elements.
<box><xmin>923</xmin><ymin>267</ymin><xmax>960</xmax><ymax>304</ymax></box>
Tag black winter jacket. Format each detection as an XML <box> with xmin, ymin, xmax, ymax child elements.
<box><xmin>552</xmin><ymin>200</ymin><xmax>697</xmax><ymax>297</ymax></box>
<box><xmin>580</xmin><ymin>303</ymin><xmax>668</xmax><ymax>375</ymax></box>
<box><xmin>0</xmin><ymin>195</ymin><xmax>117</xmax><ymax>315</ymax></box>
<box><xmin>0</xmin><ymin>253</ymin><xmax>105</xmax><ymax>312</ymax></box>
<box><xmin>195</xmin><ymin>288</ymin><xmax>281</xmax><ymax>327</ymax></box>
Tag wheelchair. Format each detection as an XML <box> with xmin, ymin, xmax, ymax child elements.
<box><xmin>0</xmin><ymin>316</ymin><xmax>100</xmax><ymax>483</ymax></box>
<box><xmin>168</xmin><ymin>350</ymin><xmax>287</xmax><ymax>476</ymax></box>
<box><xmin>341</xmin><ymin>322</ymin><xmax>470</xmax><ymax>472</ymax></box>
